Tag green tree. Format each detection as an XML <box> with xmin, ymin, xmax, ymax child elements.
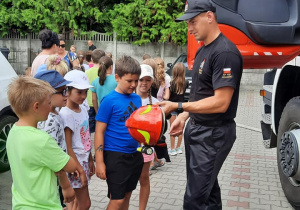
<box><xmin>0</xmin><ymin>0</ymin><xmax>103</xmax><ymax>37</ymax></box>
<box><xmin>103</xmin><ymin>0</ymin><xmax>187</xmax><ymax>45</ymax></box>
<box><xmin>0</xmin><ymin>0</ymin><xmax>187</xmax><ymax>45</ymax></box>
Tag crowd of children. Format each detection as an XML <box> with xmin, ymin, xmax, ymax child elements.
<box><xmin>7</xmin><ymin>29</ymin><xmax>188</xmax><ymax>210</ymax></box>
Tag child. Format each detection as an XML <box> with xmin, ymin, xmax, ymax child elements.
<box><xmin>85</xmin><ymin>49</ymin><xmax>106</xmax><ymax>134</ymax></box>
<box><xmin>60</xmin><ymin>70</ymin><xmax>95</xmax><ymax>210</ymax></box>
<box><xmin>24</xmin><ymin>66</ymin><xmax>31</xmax><ymax>76</ymax></box>
<box><xmin>142</xmin><ymin>58</ymin><xmax>167</xmax><ymax>169</ymax></box>
<box><xmin>6</xmin><ymin>76</ymin><xmax>80</xmax><ymax>209</ymax></box>
<box><xmin>91</xmin><ymin>55</ymin><xmax>117</xmax><ymax>113</ymax></box>
<box><xmin>94</xmin><ymin>55</ymin><xmax>143</xmax><ymax>210</ymax></box>
<box><xmin>154</xmin><ymin>57</ymin><xmax>170</xmax><ymax>101</ymax></box>
<box><xmin>35</xmin><ymin>70</ymin><xmax>74</xmax><ymax>209</ymax></box>
<box><xmin>136</xmin><ymin>64</ymin><xmax>158</xmax><ymax>210</ymax></box>
<box><xmin>47</xmin><ymin>54</ymin><xmax>69</xmax><ymax>76</ymax></box>
<box><xmin>168</xmin><ymin>63</ymin><xmax>189</xmax><ymax>156</ymax></box>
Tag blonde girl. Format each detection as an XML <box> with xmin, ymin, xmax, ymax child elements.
<box><xmin>168</xmin><ymin>62</ymin><xmax>189</xmax><ymax>156</ymax></box>
<box><xmin>154</xmin><ymin>57</ymin><xmax>170</xmax><ymax>101</ymax></box>
<box><xmin>47</xmin><ymin>54</ymin><xmax>68</xmax><ymax>76</ymax></box>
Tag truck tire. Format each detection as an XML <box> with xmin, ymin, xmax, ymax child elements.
<box><xmin>0</xmin><ymin>115</ymin><xmax>17</xmax><ymax>173</ymax></box>
<box><xmin>277</xmin><ymin>97</ymin><xmax>300</xmax><ymax>208</ymax></box>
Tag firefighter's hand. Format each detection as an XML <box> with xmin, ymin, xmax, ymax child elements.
<box><xmin>169</xmin><ymin>112</ymin><xmax>188</xmax><ymax>136</ymax></box>
<box><xmin>158</xmin><ymin>101</ymin><xmax>177</xmax><ymax>116</ymax></box>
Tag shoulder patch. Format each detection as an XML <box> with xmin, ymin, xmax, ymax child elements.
<box><xmin>222</xmin><ymin>68</ymin><xmax>232</xmax><ymax>78</ymax></box>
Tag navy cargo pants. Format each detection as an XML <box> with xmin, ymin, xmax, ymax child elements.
<box><xmin>183</xmin><ymin>119</ymin><xmax>236</xmax><ymax>210</ymax></box>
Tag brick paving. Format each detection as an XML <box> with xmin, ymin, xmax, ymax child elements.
<box><xmin>0</xmin><ymin>85</ymin><xmax>294</xmax><ymax>210</ymax></box>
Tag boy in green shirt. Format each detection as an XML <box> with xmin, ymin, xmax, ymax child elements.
<box><xmin>6</xmin><ymin>76</ymin><xmax>83</xmax><ymax>210</ymax></box>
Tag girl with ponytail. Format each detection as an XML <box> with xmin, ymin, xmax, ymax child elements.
<box><xmin>91</xmin><ymin>55</ymin><xmax>117</xmax><ymax>113</ymax></box>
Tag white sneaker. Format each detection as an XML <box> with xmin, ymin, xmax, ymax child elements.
<box><xmin>176</xmin><ymin>148</ymin><xmax>183</xmax><ymax>154</ymax></box>
<box><xmin>168</xmin><ymin>149</ymin><xmax>177</xmax><ymax>156</ymax></box>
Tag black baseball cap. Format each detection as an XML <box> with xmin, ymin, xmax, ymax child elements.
<box><xmin>175</xmin><ymin>0</ymin><xmax>216</xmax><ymax>22</ymax></box>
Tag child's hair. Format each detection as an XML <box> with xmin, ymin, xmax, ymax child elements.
<box><xmin>106</xmin><ymin>52</ymin><xmax>112</xmax><ymax>58</ymax></box>
<box><xmin>47</xmin><ymin>54</ymin><xmax>68</xmax><ymax>76</ymax></box>
<box><xmin>77</xmin><ymin>50</ymin><xmax>85</xmax><ymax>63</ymax></box>
<box><xmin>115</xmin><ymin>55</ymin><xmax>141</xmax><ymax>77</ymax></box>
<box><xmin>70</xmin><ymin>45</ymin><xmax>76</xmax><ymax>51</ymax></box>
<box><xmin>38</xmin><ymin>29</ymin><xmax>59</xmax><ymax>49</ymax></box>
<box><xmin>142</xmin><ymin>54</ymin><xmax>151</xmax><ymax>60</ymax></box>
<box><xmin>142</xmin><ymin>58</ymin><xmax>159</xmax><ymax>89</ymax></box>
<box><xmin>154</xmin><ymin>57</ymin><xmax>166</xmax><ymax>84</ymax></box>
<box><xmin>98</xmin><ymin>55</ymin><xmax>113</xmax><ymax>86</ymax></box>
<box><xmin>91</xmin><ymin>49</ymin><xmax>105</xmax><ymax>64</ymax></box>
<box><xmin>24</xmin><ymin>67</ymin><xmax>31</xmax><ymax>76</ymax></box>
<box><xmin>86</xmin><ymin>51</ymin><xmax>92</xmax><ymax>62</ymax></box>
<box><xmin>171</xmin><ymin>62</ymin><xmax>186</xmax><ymax>94</ymax></box>
<box><xmin>7</xmin><ymin>76</ymin><xmax>55</xmax><ymax>116</ymax></box>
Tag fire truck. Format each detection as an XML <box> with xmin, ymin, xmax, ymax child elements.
<box><xmin>187</xmin><ymin>0</ymin><xmax>300</xmax><ymax>208</ymax></box>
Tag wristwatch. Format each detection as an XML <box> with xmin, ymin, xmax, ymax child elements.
<box><xmin>177</xmin><ymin>102</ymin><xmax>183</xmax><ymax>113</ymax></box>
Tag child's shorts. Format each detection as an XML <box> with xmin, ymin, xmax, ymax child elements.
<box><xmin>142</xmin><ymin>148</ymin><xmax>154</xmax><ymax>162</ymax></box>
<box><xmin>67</xmin><ymin>161</ymin><xmax>90</xmax><ymax>188</ymax></box>
<box><xmin>104</xmin><ymin>150</ymin><xmax>144</xmax><ymax>200</ymax></box>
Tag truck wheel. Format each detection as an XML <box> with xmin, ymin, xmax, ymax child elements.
<box><xmin>0</xmin><ymin>115</ymin><xmax>17</xmax><ymax>173</ymax></box>
<box><xmin>277</xmin><ymin>97</ymin><xmax>300</xmax><ymax>208</ymax></box>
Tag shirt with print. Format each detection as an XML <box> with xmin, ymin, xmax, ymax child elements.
<box><xmin>6</xmin><ymin>125</ymin><xmax>70</xmax><ymax>210</ymax></box>
<box><xmin>96</xmin><ymin>90</ymin><xmax>142</xmax><ymax>153</ymax></box>
<box><xmin>90</xmin><ymin>75</ymin><xmax>117</xmax><ymax>106</ymax></box>
<box><xmin>37</xmin><ymin>112</ymin><xmax>67</xmax><ymax>152</ymax></box>
<box><xmin>60</xmin><ymin>105</ymin><xmax>91</xmax><ymax>163</ymax></box>
<box><xmin>189</xmin><ymin>33</ymin><xmax>243</xmax><ymax>122</ymax></box>
<box><xmin>85</xmin><ymin>67</ymin><xmax>99</xmax><ymax>106</ymax></box>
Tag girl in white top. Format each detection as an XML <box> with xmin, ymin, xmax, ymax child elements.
<box><xmin>60</xmin><ymin>70</ymin><xmax>94</xmax><ymax>210</ymax></box>
<box><xmin>136</xmin><ymin>64</ymin><xmax>159</xmax><ymax>210</ymax></box>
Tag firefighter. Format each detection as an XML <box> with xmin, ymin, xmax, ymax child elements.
<box><xmin>159</xmin><ymin>0</ymin><xmax>243</xmax><ymax>209</ymax></box>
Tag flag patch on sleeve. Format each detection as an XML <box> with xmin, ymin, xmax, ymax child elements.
<box><xmin>222</xmin><ymin>68</ymin><xmax>232</xmax><ymax>78</ymax></box>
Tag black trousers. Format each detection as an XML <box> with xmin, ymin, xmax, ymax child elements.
<box><xmin>183</xmin><ymin>119</ymin><xmax>236</xmax><ymax>210</ymax></box>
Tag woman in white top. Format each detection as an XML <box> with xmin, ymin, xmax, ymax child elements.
<box><xmin>31</xmin><ymin>29</ymin><xmax>59</xmax><ymax>76</ymax></box>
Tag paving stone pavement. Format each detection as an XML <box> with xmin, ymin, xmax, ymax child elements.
<box><xmin>0</xmin><ymin>84</ymin><xmax>294</xmax><ymax>210</ymax></box>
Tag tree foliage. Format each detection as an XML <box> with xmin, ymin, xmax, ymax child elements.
<box><xmin>0</xmin><ymin>0</ymin><xmax>103</xmax><ymax>37</ymax></box>
<box><xmin>102</xmin><ymin>0</ymin><xmax>187</xmax><ymax>45</ymax></box>
<box><xmin>0</xmin><ymin>0</ymin><xmax>187</xmax><ymax>45</ymax></box>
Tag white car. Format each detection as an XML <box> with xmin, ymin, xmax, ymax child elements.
<box><xmin>0</xmin><ymin>52</ymin><xmax>18</xmax><ymax>173</ymax></box>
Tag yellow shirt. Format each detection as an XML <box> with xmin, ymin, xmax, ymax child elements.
<box><xmin>85</xmin><ymin>67</ymin><xmax>99</xmax><ymax>106</ymax></box>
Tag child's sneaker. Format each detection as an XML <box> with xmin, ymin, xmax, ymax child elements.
<box><xmin>176</xmin><ymin>148</ymin><xmax>183</xmax><ymax>154</ymax></box>
<box><xmin>168</xmin><ymin>148</ymin><xmax>177</xmax><ymax>156</ymax></box>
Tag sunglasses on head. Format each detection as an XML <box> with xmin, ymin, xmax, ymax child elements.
<box><xmin>54</xmin><ymin>88</ymin><xmax>68</xmax><ymax>96</ymax></box>
<box><xmin>59</xmin><ymin>44</ymin><xmax>66</xmax><ymax>48</ymax></box>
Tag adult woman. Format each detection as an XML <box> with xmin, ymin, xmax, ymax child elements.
<box><xmin>57</xmin><ymin>34</ymin><xmax>77</xmax><ymax>70</ymax></box>
<box><xmin>31</xmin><ymin>29</ymin><xmax>59</xmax><ymax>76</ymax></box>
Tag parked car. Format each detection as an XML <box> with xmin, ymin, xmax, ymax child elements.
<box><xmin>0</xmin><ymin>52</ymin><xmax>18</xmax><ymax>173</ymax></box>
<box><xmin>166</xmin><ymin>54</ymin><xmax>192</xmax><ymax>101</ymax></box>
